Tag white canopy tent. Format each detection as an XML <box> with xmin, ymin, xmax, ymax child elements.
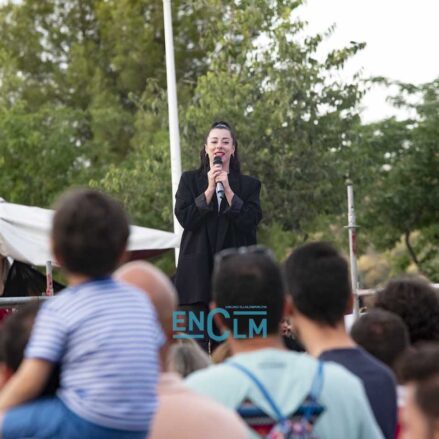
<box><xmin>0</xmin><ymin>198</ymin><xmax>181</xmax><ymax>266</ymax></box>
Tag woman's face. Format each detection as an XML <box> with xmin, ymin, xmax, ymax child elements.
<box><xmin>205</xmin><ymin>128</ymin><xmax>235</xmax><ymax>171</ymax></box>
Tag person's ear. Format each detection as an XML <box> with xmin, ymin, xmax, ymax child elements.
<box><xmin>210</xmin><ymin>301</ymin><xmax>227</xmax><ymax>331</ymax></box>
<box><xmin>51</xmin><ymin>239</ymin><xmax>63</xmax><ymax>268</ymax></box>
<box><xmin>283</xmin><ymin>294</ymin><xmax>293</xmax><ymax>318</ymax></box>
<box><xmin>288</xmin><ymin>294</ymin><xmax>300</xmax><ymax>318</ymax></box>
<box><xmin>117</xmin><ymin>250</ymin><xmax>129</xmax><ymax>267</ymax></box>
<box><xmin>345</xmin><ymin>293</ymin><xmax>354</xmax><ymax>314</ymax></box>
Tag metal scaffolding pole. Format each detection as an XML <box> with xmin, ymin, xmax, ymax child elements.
<box><xmin>0</xmin><ymin>297</ymin><xmax>48</xmax><ymax>309</ymax></box>
<box><xmin>45</xmin><ymin>260</ymin><xmax>54</xmax><ymax>296</ymax></box>
<box><xmin>346</xmin><ymin>181</ymin><xmax>360</xmax><ymax>319</ymax></box>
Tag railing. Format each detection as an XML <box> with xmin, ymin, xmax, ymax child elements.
<box><xmin>358</xmin><ymin>284</ymin><xmax>439</xmax><ymax>297</ymax></box>
<box><xmin>0</xmin><ymin>296</ymin><xmax>48</xmax><ymax>309</ymax></box>
<box><xmin>1</xmin><ymin>285</ymin><xmax>437</xmax><ymax>308</ymax></box>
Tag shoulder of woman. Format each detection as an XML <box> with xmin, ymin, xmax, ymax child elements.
<box><xmin>181</xmin><ymin>169</ymin><xmax>201</xmax><ymax>180</ymax></box>
<box><xmin>240</xmin><ymin>174</ymin><xmax>261</xmax><ymax>187</ymax></box>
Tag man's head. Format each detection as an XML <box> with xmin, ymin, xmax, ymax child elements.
<box><xmin>375</xmin><ymin>278</ymin><xmax>439</xmax><ymax>344</ymax></box>
<box><xmin>351</xmin><ymin>308</ymin><xmax>409</xmax><ymax>372</ymax></box>
<box><xmin>399</xmin><ymin>344</ymin><xmax>439</xmax><ymax>439</ymax></box>
<box><xmin>1</xmin><ymin>302</ymin><xmax>60</xmax><ymax>394</ymax></box>
<box><xmin>284</xmin><ymin>242</ymin><xmax>351</xmax><ymax>327</ymax></box>
<box><xmin>212</xmin><ymin>247</ymin><xmax>286</xmax><ymax>337</ymax></box>
<box><xmin>114</xmin><ymin>261</ymin><xmax>178</xmax><ymax>339</ymax></box>
<box><xmin>2</xmin><ymin>302</ymin><xmax>40</xmax><ymax>374</ymax></box>
<box><xmin>52</xmin><ymin>188</ymin><xmax>129</xmax><ymax>278</ymax></box>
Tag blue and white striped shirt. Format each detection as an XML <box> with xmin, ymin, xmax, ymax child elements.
<box><xmin>25</xmin><ymin>278</ymin><xmax>164</xmax><ymax>431</ymax></box>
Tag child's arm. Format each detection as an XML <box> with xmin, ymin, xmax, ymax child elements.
<box><xmin>0</xmin><ymin>359</ymin><xmax>54</xmax><ymax>410</ymax></box>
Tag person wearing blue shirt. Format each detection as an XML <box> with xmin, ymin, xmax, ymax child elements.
<box><xmin>284</xmin><ymin>241</ymin><xmax>397</xmax><ymax>439</ymax></box>
<box><xmin>0</xmin><ymin>189</ymin><xmax>164</xmax><ymax>439</ymax></box>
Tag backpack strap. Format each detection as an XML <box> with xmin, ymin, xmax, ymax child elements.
<box><xmin>228</xmin><ymin>362</ymin><xmax>286</xmax><ymax>422</ymax></box>
<box><xmin>302</xmin><ymin>361</ymin><xmax>324</xmax><ymax>423</ymax></box>
<box><xmin>309</xmin><ymin>361</ymin><xmax>324</xmax><ymax>400</ymax></box>
<box><xmin>228</xmin><ymin>360</ymin><xmax>325</xmax><ymax>423</ymax></box>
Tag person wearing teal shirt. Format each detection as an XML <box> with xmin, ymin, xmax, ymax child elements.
<box><xmin>186</xmin><ymin>247</ymin><xmax>383</xmax><ymax>439</ymax></box>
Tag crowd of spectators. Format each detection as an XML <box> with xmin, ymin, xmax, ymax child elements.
<box><xmin>0</xmin><ymin>188</ymin><xmax>438</xmax><ymax>439</ymax></box>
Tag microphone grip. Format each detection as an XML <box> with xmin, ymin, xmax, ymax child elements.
<box><xmin>213</xmin><ymin>156</ymin><xmax>224</xmax><ymax>194</ymax></box>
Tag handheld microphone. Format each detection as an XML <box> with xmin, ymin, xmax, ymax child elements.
<box><xmin>213</xmin><ymin>156</ymin><xmax>224</xmax><ymax>195</ymax></box>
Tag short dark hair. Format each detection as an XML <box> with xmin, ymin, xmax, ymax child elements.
<box><xmin>212</xmin><ymin>250</ymin><xmax>284</xmax><ymax>336</ymax></box>
<box><xmin>199</xmin><ymin>120</ymin><xmax>241</xmax><ymax>173</ymax></box>
<box><xmin>2</xmin><ymin>302</ymin><xmax>41</xmax><ymax>371</ymax></box>
<box><xmin>398</xmin><ymin>343</ymin><xmax>439</xmax><ymax>421</ymax></box>
<box><xmin>52</xmin><ymin>189</ymin><xmax>129</xmax><ymax>277</ymax></box>
<box><xmin>2</xmin><ymin>302</ymin><xmax>60</xmax><ymax>395</ymax></box>
<box><xmin>351</xmin><ymin>309</ymin><xmax>409</xmax><ymax>371</ymax></box>
<box><xmin>284</xmin><ymin>242</ymin><xmax>351</xmax><ymax>327</ymax></box>
<box><xmin>375</xmin><ymin>278</ymin><xmax>439</xmax><ymax>344</ymax></box>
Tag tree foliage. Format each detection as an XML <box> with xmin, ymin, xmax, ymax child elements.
<box><xmin>181</xmin><ymin>0</ymin><xmax>365</xmax><ymax>240</ymax></box>
<box><xmin>1</xmin><ymin>0</ymin><xmax>435</xmax><ymax>281</ymax></box>
<box><xmin>353</xmin><ymin>80</ymin><xmax>439</xmax><ymax>280</ymax></box>
<box><xmin>0</xmin><ymin>0</ymin><xmax>220</xmax><ymax>207</ymax></box>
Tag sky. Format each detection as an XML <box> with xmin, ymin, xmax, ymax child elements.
<box><xmin>298</xmin><ymin>0</ymin><xmax>439</xmax><ymax>122</ymax></box>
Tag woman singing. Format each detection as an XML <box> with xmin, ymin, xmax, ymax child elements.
<box><xmin>174</xmin><ymin>121</ymin><xmax>262</xmax><ymax>348</ymax></box>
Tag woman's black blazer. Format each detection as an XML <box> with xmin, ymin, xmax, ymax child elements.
<box><xmin>174</xmin><ymin>169</ymin><xmax>262</xmax><ymax>305</ymax></box>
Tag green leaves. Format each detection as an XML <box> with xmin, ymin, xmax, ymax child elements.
<box><xmin>354</xmin><ymin>80</ymin><xmax>439</xmax><ymax>280</ymax></box>
<box><xmin>182</xmin><ymin>1</ymin><xmax>364</xmax><ymax>236</ymax></box>
<box><xmin>2</xmin><ymin>0</ymin><xmax>434</xmax><ymax>281</ymax></box>
<box><xmin>0</xmin><ymin>103</ymin><xmax>83</xmax><ymax>206</ymax></box>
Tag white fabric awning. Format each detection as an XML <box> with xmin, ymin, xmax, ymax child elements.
<box><xmin>0</xmin><ymin>199</ymin><xmax>181</xmax><ymax>266</ymax></box>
